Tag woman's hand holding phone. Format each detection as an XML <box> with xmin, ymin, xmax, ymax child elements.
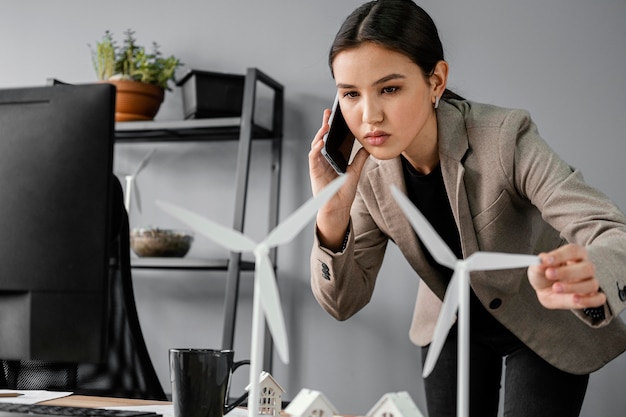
<box><xmin>309</xmin><ymin>104</ymin><xmax>369</xmax><ymax>251</ymax></box>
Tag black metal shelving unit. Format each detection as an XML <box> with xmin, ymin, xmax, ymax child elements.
<box><xmin>115</xmin><ymin>68</ymin><xmax>283</xmax><ymax>372</ymax></box>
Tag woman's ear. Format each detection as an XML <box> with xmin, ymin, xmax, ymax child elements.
<box><xmin>430</xmin><ymin>60</ymin><xmax>449</xmax><ymax>97</ymax></box>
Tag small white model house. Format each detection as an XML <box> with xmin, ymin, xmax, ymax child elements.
<box><xmin>245</xmin><ymin>371</ymin><xmax>286</xmax><ymax>416</ymax></box>
<box><xmin>366</xmin><ymin>391</ymin><xmax>424</xmax><ymax>417</ymax></box>
<box><xmin>284</xmin><ymin>388</ymin><xmax>339</xmax><ymax>417</ymax></box>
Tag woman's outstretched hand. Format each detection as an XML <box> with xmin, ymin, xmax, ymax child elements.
<box><xmin>527</xmin><ymin>243</ymin><xmax>606</xmax><ymax>310</ymax></box>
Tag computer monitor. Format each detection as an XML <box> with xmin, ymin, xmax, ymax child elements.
<box><xmin>0</xmin><ymin>82</ymin><xmax>116</xmax><ymax>363</ymax></box>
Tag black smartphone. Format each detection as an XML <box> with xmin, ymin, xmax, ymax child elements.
<box><xmin>321</xmin><ymin>95</ymin><xmax>355</xmax><ymax>174</ymax></box>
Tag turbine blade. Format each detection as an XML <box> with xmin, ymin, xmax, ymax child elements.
<box><xmin>264</xmin><ymin>175</ymin><xmax>348</xmax><ymax>247</ymax></box>
<box><xmin>256</xmin><ymin>254</ymin><xmax>289</xmax><ymax>363</ymax></box>
<box><xmin>156</xmin><ymin>200</ymin><xmax>257</xmax><ymax>252</ymax></box>
<box><xmin>467</xmin><ymin>252</ymin><xmax>539</xmax><ymax>271</ymax></box>
<box><xmin>133</xmin><ymin>148</ymin><xmax>157</xmax><ymax>177</ymax></box>
<box><xmin>423</xmin><ymin>268</ymin><xmax>462</xmax><ymax>377</ymax></box>
<box><xmin>124</xmin><ymin>176</ymin><xmax>133</xmax><ymax>213</ymax></box>
<box><xmin>133</xmin><ymin>179</ymin><xmax>142</xmax><ymax>214</ymax></box>
<box><xmin>391</xmin><ymin>185</ymin><xmax>458</xmax><ymax>269</ymax></box>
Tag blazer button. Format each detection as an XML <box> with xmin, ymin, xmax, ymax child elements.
<box><xmin>617</xmin><ymin>283</ymin><xmax>626</xmax><ymax>302</ymax></box>
<box><xmin>321</xmin><ymin>262</ymin><xmax>331</xmax><ymax>280</ymax></box>
<box><xmin>489</xmin><ymin>298</ymin><xmax>502</xmax><ymax>309</ymax></box>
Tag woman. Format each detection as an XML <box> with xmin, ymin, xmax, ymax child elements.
<box><xmin>308</xmin><ymin>1</ymin><xmax>626</xmax><ymax>416</ymax></box>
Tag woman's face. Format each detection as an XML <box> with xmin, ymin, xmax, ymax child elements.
<box><xmin>331</xmin><ymin>42</ymin><xmax>439</xmax><ymax>167</ymax></box>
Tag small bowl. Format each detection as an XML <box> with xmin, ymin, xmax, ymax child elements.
<box><xmin>130</xmin><ymin>227</ymin><xmax>194</xmax><ymax>257</ymax></box>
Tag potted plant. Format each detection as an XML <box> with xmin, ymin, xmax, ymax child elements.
<box><xmin>90</xmin><ymin>29</ymin><xmax>182</xmax><ymax>121</ymax></box>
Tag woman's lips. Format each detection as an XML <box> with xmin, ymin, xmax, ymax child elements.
<box><xmin>365</xmin><ymin>131</ymin><xmax>389</xmax><ymax>146</ymax></box>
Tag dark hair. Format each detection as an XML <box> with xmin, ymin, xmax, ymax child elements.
<box><xmin>329</xmin><ymin>0</ymin><xmax>462</xmax><ymax>100</ymax></box>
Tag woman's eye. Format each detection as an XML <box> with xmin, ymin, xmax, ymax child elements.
<box><xmin>342</xmin><ymin>91</ymin><xmax>358</xmax><ymax>99</ymax></box>
<box><xmin>382</xmin><ymin>86</ymin><xmax>398</xmax><ymax>94</ymax></box>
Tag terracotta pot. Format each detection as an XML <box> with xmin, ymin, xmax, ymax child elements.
<box><xmin>105</xmin><ymin>79</ymin><xmax>165</xmax><ymax>122</ymax></box>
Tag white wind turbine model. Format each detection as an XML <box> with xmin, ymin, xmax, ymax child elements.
<box><xmin>157</xmin><ymin>175</ymin><xmax>348</xmax><ymax>417</ymax></box>
<box><xmin>124</xmin><ymin>148</ymin><xmax>156</xmax><ymax>214</ymax></box>
<box><xmin>391</xmin><ymin>185</ymin><xmax>539</xmax><ymax>417</ymax></box>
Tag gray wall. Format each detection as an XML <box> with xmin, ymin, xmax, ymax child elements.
<box><xmin>2</xmin><ymin>1</ymin><xmax>625</xmax><ymax>416</ymax></box>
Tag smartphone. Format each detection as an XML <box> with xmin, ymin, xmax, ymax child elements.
<box><xmin>321</xmin><ymin>94</ymin><xmax>355</xmax><ymax>174</ymax></box>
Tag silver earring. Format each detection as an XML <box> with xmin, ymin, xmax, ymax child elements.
<box><xmin>434</xmin><ymin>95</ymin><xmax>440</xmax><ymax>109</ymax></box>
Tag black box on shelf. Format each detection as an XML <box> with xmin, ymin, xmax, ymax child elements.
<box><xmin>176</xmin><ymin>70</ymin><xmax>245</xmax><ymax>119</ymax></box>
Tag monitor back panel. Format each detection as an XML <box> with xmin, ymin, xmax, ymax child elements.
<box><xmin>0</xmin><ymin>83</ymin><xmax>116</xmax><ymax>362</ymax></box>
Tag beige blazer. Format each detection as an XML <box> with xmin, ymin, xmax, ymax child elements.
<box><xmin>311</xmin><ymin>99</ymin><xmax>626</xmax><ymax>375</ymax></box>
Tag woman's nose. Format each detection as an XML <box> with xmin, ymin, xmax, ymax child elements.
<box><xmin>362</xmin><ymin>99</ymin><xmax>383</xmax><ymax>125</ymax></box>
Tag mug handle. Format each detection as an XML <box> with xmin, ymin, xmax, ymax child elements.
<box><xmin>224</xmin><ymin>359</ymin><xmax>251</xmax><ymax>413</ymax></box>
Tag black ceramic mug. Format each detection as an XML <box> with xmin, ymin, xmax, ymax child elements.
<box><xmin>169</xmin><ymin>348</ymin><xmax>249</xmax><ymax>417</ymax></box>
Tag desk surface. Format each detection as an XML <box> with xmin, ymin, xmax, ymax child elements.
<box><xmin>40</xmin><ymin>395</ymin><xmax>171</xmax><ymax>409</ymax></box>
<box><xmin>39</xmin><ymin>395</ymin><xmax>356</xmax><ymax>417</ymax></box>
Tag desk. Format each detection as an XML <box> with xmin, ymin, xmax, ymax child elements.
<box><xmin>39</xmin><ymin>396</ymin><xmax>171</xmax><ymax>409</ymax></box>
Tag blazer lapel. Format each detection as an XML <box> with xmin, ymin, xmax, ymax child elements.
<box><xmin>367</xmin><ymin>157</ymin><xmax>413</xmax><ymax>246</ymax></box>
<box><xmin>437</xmin><ymin>101</ymin><xmax>480</xmax><ymax>258</ymax></box>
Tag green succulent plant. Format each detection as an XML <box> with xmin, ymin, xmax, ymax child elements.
<box><xmin>90</xmin><ymin>29</ymin><xmax>182</xmax><ymax>91</ymax></box>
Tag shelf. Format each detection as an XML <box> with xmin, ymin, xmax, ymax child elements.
<box><xmin>115</xmin><ymin>118</ymin><xmax>274</xmax><ymax>142</ymax></box>
<box><xmin>118</xmin><ymin>68</ymin><xmax>283</xmax><ymax>372</ymax></box>
<box><xmin>130</xmin><ymin>257</ymin><xmax>255</xmax><ymax>271</ymax></box>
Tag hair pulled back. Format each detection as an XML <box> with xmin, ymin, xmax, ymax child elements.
<box><xmin>329</xmin><ymin>0</ymin><xmax>462</xmax><ymax>100</ymax></box>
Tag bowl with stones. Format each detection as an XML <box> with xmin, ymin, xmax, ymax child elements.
<box><xmin>130</xmin><ymin>227</ymin><xmax>194</xmax><ymax>257</ymax></box>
